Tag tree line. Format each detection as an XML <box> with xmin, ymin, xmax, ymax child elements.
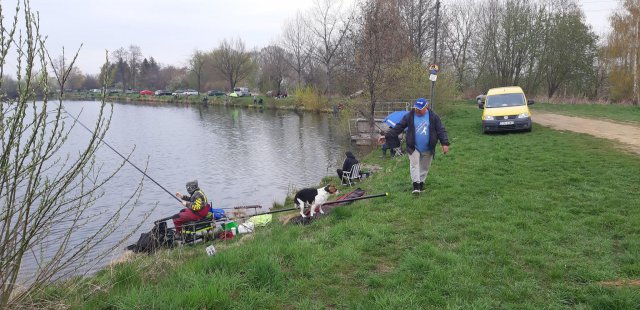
<box><xmin>2</xmin><ymin>0</ymin><xmax>637</xmax><ymax>105</ymax></box>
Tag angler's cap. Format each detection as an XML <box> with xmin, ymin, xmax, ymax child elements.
<box><xmin>414</xmin><ymin>98</ymin><xmax>429</xmax><ymax>110</ymax></box>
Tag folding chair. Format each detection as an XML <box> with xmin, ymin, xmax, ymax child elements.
<box><xmin>341</xmin><ymin>163</ymin><xmax>362</xmax><ymax>186</ymax></box>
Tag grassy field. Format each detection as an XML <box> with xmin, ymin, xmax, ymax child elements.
<box><xmin>534</xmin><ymin>102</ymin><xmax>640</xmax><ymax>125</ymax></box>
<box><xmin>40</xmin><ymin>101</ymin><xmax>640</xmax><ymax>309</ymax></box>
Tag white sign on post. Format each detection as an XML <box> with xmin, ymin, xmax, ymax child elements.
<box><xmin>429</xmin><ymin>74</ymin><xmax>438</xmax><ymax>81</ymax></box>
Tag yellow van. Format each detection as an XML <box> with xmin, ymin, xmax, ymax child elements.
<box><xmin>479</xmin><ymin>86</ymin><xmax>534</xmax><ymax>133</ymax></box>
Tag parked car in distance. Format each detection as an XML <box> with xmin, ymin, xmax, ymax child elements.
<box><xmin>155</xmin><ymin>90</ymin><xmax>173</xmax><ymax>96</ymax></box>
<box><xmin>183</xmin><ymin>89</ymin><xmax>199</xmax><ymax>96</ymax></box>
<box><xmin>207</xmin><ymin>90</ymin><xmax>225</xmax><ymax>96</ymax></box>
<box><xmin>140</xmin><ymin>90</ymin><xmax>153</xmax><ymax>95</ymax></box>
<box><xmin>125</xmin><ymin>89</ymin><xmax>139</xmax><ymax>94</ymax></box>
<box><xmin>479</xmin><ymin>86</ymin><xmax>534</xmax><ymax>133</ymax></box>
<box><xmin>172</xmin><ymin>89</ymin><xmax>185</xmax><ymax>96</ymax></box>
<box><xmin>233</xmin><ymin>87</ymin><xmax>251</xmax><ymax>97</ymax></box>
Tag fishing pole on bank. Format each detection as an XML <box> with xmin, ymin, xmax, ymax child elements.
<box><xmin>231</xmin><ymin>192</ymin><xmax>389</xmax><ymax>221</ymax></box>
<box><xmin>63</xmin><ymin>106</ymin><xmax>182</xmax><ymax>204</ymax></box>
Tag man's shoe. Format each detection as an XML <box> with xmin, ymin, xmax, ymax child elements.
<box><xmin>419</xmin><ymin>182</ymin><xmax>424</xmax><ymax>191</ymax></box>
<box><xmin>412</xmin><ymin>182</ymin><xmax>420</xmax><ymax>194</ymax></box>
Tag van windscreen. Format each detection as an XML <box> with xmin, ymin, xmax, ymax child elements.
<box><xmin>485</xmin><ymin>93</ymin><xmax>525</xmax><ymax>108</ymax></box>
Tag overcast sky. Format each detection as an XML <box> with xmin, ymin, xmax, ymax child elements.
<box><xmin>3</xmin><ymin>0</ymin><xmax>621</xmax><ymax>76</ymax></box>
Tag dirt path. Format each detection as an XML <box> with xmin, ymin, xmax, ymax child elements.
<box><xmin>533</xmin><ymin>112</ymin><xmax>640</xmax><ymax>155</ymax></box>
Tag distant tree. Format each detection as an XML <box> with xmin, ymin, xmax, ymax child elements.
<box><xmin>159</xmin><ymin>65</ymin><xmax>188</xmax><ymax>90</ymax></box>
<box><xmin>82</xmin><ymin>74</ymin><xmax>101</xmax><ymax>90</ymax></box>
<box><xmin>306</xmin><ymin>0</ymin><xmax>354</xmax><ymax>94</ymax></box>
<box><xmin>442</xmin><ymin>0</ymin><xmax>477</xmax><ymax>92</ymax></box>
<box><xmin>356</xmin><ymin>0</ymin><xmax>412</xmax><ymax>124</ymax></box>
<box><xmin>127</xmin><ymin>45</ymin><xmax>142</xmax><ymax>90</ymax></box>
<box><xmin>260</xmin><ymin>45</ymin><xmax>289</xmax><ymax>94</ymax></box>
<box><xmin>139</xmin><ymin>57</ymin><xmax>161</xmax><ymax>90</ymax></box>
<box><xmin>542</xmin><ymin>5</ymin><xmax>597</xmax><ymax>98</ymax></box>
<box><xmin>211</xmin><ymin>38</ymin><xmax>253</xmax><ymax>91</ymax></box>
<box><xmin>479</xmin><ymin>0</ymin><xmax>543</xmax><ymax>87</ymax></box>
<box><xmin>111</xmin><ymin>47</ymin><xmax>129</xmax><ymax>91</ymax></box>
<box><xmin>282</xmin><ymin>12</ymin><xmax>312</xmax><ymax>89</ymax></box>
<box><xmin>189</xmin><ymin>50</ymin><xmax>207</xmax><ymax>92</ymax></box>
<box><xmin>0</xmin><ymin>76</ymin><xmax>18</xmax><ymax>98</ymax></box>
<box><xmin>606</xmin><ymin>0</ymin><xmax>640</xmax><ymax>104</ymax></box>
<box><xmin>52</xmin><ymin>53</ymin><xmax>85</xmax><ymax>91</ymax></box>
<box><xmin>398</xmin><ymin>0</ymin><xmax>435</xmax><ymax>62</ymax></box>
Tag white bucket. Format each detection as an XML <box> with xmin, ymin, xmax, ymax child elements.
<box><xmin>237</xmin><ymin>222</ymin><xmax>255</xmax><ymax>234</ymax></box>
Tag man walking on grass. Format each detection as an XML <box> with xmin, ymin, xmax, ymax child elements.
<box><xmin>378</xmin><ymin>98</ymin><xmax>450</xmax><ymax>194</ymax></box>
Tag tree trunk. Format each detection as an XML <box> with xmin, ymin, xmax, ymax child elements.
<box><xmin>197</xmin><ymin>73</ymin><xmax>201</xmax><ymax>93</ymax></box>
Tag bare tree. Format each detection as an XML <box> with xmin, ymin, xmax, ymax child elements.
<box><xmin>398</xmin><ymin>0</ymin><xmax>435</xmax><ymax>62</ymax></box>
<box><xmin>260</xmin><ymin>45</ymin><xmax>289</xmax><ymax>94</ymax></box>
<box><xmin>357</xmin><ymin>0</ymin><xmax>412</xmax><ymax>125</ymax></box>
<box><xmin>479</xmin><ymin>0</ymin><xmax>543</xmax><ymax>86</ymax></box>
<box><xmin>442</xmin><ymin>0</ymin><xmax>476</xmax><ymax>91</ymax></box>
<box><xmin>306</xmin><ymin>0</ymin><xmax>354</xmax><ymax>94</ymax></box>
<box><xmin>211</xmin><ymin>38</ymin><xmax>253</xmax><ymax>91</ymax></box>
<box><xmin>52</xmin><ymin>54</ymin><xmax>85</xmax><ymax>91</ymax></box>
<box><xmin>189</xmin><ymin>50</ymin><xmax>207</xmax><ymax>92</ymax></box>
<box><xmin>1</xmin><ymin>2</ymin><xmax>147</xmax><ymax>307</ymax></box>
<box><xmin>127</xmin><ymin>45</ymin><xmax>142</xmax><ymax>90</ymax></box>
<box><xmin>158</xmin><ymin>65</ymin><xmax>188</xmax><ymax>91</ymax></box>
<box><xmin>282</xmin><ymin>12</ymin><xmax>312</xmax><ymax>89</ymax></box>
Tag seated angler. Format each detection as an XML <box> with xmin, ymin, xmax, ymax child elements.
<box><xmin>337</xmin><ymin>151</ymin><xmax>359</xmax><ymax>185</ymax></box>
<box><xmin>173</xmin><ymin>180</ymin><xmax>209</xmax><ymax>236</ymax></box>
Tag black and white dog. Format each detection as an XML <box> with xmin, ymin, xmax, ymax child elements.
<box><xmin>294</xmin><ymin>184</ymin><xmax>339</xmax><ymax>217</ymax></box>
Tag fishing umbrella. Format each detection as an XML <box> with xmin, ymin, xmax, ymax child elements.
<box><xmin>383</xmin><ymin>111</ymin><xmax>408</xmax><ymax>128</ymax></box>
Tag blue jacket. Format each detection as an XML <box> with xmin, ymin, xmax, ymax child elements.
<box><xmin>385</xmin><ymin>109</ymin><xmax>449</xmax><ymax>155</ymax></box>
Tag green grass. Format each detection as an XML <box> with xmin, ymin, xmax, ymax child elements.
<box><xmin>534</xmin><ymin>101</ymin><xmax>640</xmax><ymax>125</ymax></box>
<box><xmin>37</xmin><ymin>101</ymin><xmax>640</xmax><ymax>309</ymax></box>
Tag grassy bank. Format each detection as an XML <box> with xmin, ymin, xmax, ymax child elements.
<box><xmin>40</xmin><ymin>101</ymin><xmax>640</xmax><ymax>309</ymax></box>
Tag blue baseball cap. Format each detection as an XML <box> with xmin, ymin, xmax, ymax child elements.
<box><xmin>414</xmin><ymin>98</ymin><xmax>429</xmax><ymax>110</ymax></box>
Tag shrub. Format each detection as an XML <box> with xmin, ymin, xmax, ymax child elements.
<box><xmin>292</xmin><ymin>87</ymin><xmax>328</xmax><ymax>111</ymax></box>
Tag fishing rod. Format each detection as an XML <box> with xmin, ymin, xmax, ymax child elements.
<box><xmin>321</xmin><ymin>192</ymin><xmax>388</xmax><ymax>206</ymax></box>
<box><xmin>220</xmin><ymin>205</ymin><xmax>261</xmax><ymax>210</ymax></box>
<box><xmin>230</xmin><ymin>192</ymin><xmax>389</xmax><ymax>221</ymax></box>
<box><xmin>63</xmin><ymin>107</ymin><xmax>182</xmax><ymax>204</ymax></box>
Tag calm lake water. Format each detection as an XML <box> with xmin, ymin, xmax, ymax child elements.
<box><xmin>20</xmin><ymin>100</ymin><xmax>356</xmax><ymax>278</ymax></box>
